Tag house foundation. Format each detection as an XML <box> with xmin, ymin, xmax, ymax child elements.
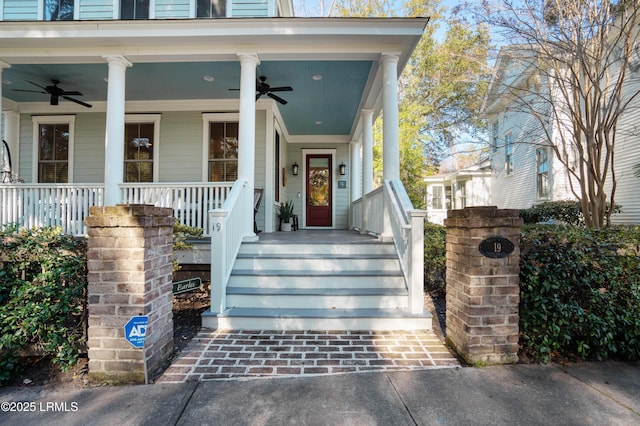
<box><xmin>85</xmin><ymin>205</ymin><xmax>174</xmax><ymax>383</ymax></box>
<box><xmin>444</xmin><ymin>207</ymin><xmax>522</xmax><ymax>365</ymax></box>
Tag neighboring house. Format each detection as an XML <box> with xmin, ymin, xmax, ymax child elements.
<box><xmin>424</xmin><ymin>158</ymin><xmax>491</xmax><ymax>225</ymax></box>
<box><xmin>0</xmin><ymin>1</ymin><xmax>431</xmax><ymax>330</ymax></box>
<box><xmin>481</xmin><ymin>45</ymin><xmax>640</xmax><ymax>224</ymax></box>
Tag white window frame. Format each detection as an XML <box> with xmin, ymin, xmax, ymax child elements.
<box><xmin>505</xmin><ymin>132</ymin><xmax>514</xmax><ymax>176</ymax></box>
<box><xmin>32</xmin><ymin>115</ymin><xmax>75</xmax><ymax>183</ymax></box>
<box><xmin>536</xmin><ymin>147</ymin><xmax>550</xmax><ymax>199</ymax></box>
<box><xmin>38</xmin><ymin>0</ymin><xmax>79</xmax><ymax>20</ymax></box>
<box><xmin>201</xmin><ymin>113</ymin><xmax>239</xmax><ymax>182</ymax></box>
<box><xmin>125</xmin><ymin>114</ymin><xmax>161</xmax><ymax>182</ymax></box>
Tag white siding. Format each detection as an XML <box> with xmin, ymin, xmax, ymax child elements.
<box><xmin>231</xmin><ymin>0</ymin><xmax>269</xmax><ymax>17</ymax></box>
<box><xmin>74</xmin><ymin>112</ymin><xmax>105</xmax><ymax>182</ymax></box>
<box><xmin>155</xmin><ymin>0</ymin><xmax>190</xmax><ymax>19</ymax></box>
<box><xmin>2</xmin><ymin>0</ymin><xmax>38</xmax><ymax>20</ymax></box>
<box><xmin>78</xmin><ymin>0</ymin><xmax>113</xmax><ymax>20</ymax></box>
<box><xmin>467</xmin><ymin>176</ymin><xmax>491</xmax><ymax>207</ymax></box>
<box><xmin>606</xmin><ymin>77</ymin><xmax>640</xmax><ymax>224</ymax></box>
<box><xmin>159</xmin><ymin>112</ymin><xmax>203</xmax><ymax>182</ymax></box>
<box><xmin>18</xmin><ymin>114</ymin><xmax>33</xmax><ymax>182</ymax></box>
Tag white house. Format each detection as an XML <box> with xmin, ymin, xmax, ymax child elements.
<box><xmin>424</xmin><ymin>158</ymin><xmax>492</xmax><ymax>225</ymax></box>
<box><xmin>481</xmin><ymin>45</ymin><xmax>640</xmax><ymax>224</ymax></box>
<box><xmin>0</xmin><ymin>0</ymin><xmax>431</xmax><ymax>330</ymax></box>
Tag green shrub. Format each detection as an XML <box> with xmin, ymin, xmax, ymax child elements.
<box><xmin>519</xmin><ymin>200</ymin><xmax>585</xmax><ymax>226</ymax></box>
<box><xmin>519</xmin><ymin>225</ymin><xmax>640</xmax><ymax>362</ymax></box>
<box><xmin>519</xmin><ymin>200</ymin><xmax>622</xmax><ymax>226</ymax></box>
<box><xmin>424</xmin><ymin>223</ymin><xmax>446</xmax><ymax>295</ymax></box>
<box><xmin>172</xmin><ymin>219</ymin><xmax>204</xmax><ymax>272</ymax></box>
<box><xmin>0</xmin><ymin>225</ymin><xmax>87</xmax><ymax>383</ymax></box>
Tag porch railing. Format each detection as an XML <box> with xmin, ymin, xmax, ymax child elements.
<box><xmin>209</xmin><ymin>180</ymin><xmax>249</xmax><ymax>319</ymax></box>
<box><xmin>0</xmin><ymin>182</ymin><xmax>233</xmax><ymax>237</ymax></box>
<box><xmin>0</xmin><ymin>184</ymin><xmax>104</xmax><ymax>236</ymax></box>
<box><xmin>120</xmin><ymin>182</ymin><xmax>233</xmax><ymax>236</ymax></box>
<box><xmin>351</xmin><ymin>179</ymin><xmax>427</xmax><ymax>314</ymax></box>
<box><xmin>384</xmin><ymin>179</ymin><xmax>426</xmax><ymax>314</ymax></box>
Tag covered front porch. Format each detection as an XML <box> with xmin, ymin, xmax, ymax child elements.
<box><xmin>0</xmin><ymin>16</ymin><xmax>430</xmax><ymax>330</ymax></box>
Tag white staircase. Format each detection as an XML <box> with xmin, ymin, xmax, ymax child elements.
<box><xmin>203</xmin><ymin>239</ymin><xmax>432</xmax><ymax>331</ymax></box>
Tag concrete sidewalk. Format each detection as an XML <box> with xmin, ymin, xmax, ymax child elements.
<box><xmin>1</xmin><ymin>361</ymin><xmax>638</xmax><ymax>425</ymax></box>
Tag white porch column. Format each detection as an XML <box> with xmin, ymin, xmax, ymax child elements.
<box><xmin>349</xmin><ymin>139</ymin><xmax>361</xmax><ymax>229</ymax></box>
<box><xmin>103</xmin><ymin>55</ymin><xmax>132</xmax><ymax>205</ymax></box>
<box><xmin>237</xmin><ymin>53</ymin><xmax>259</xmax><ymax>240</ymax></box>
<box><xmin>361</xmin><ymin>109</ymin><xmax>374</xmax><ymax>234</ymax></box>
<box><xmin>381</xmin><ymin>54</ymin><xmax>400</xmax><ymax>181</ymax></box>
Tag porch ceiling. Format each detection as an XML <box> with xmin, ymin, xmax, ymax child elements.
<box><xmin>0</xmin><ymin>18</ymin><xmax>428</xmax><ymax>140</ymax></box>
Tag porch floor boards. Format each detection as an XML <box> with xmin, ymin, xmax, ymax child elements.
<box><xmin>156</xmin><ymin>329</ymin><xmax>459</xmax><ymax>383</ymax></box>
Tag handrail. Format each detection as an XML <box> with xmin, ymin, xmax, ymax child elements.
<box><xmin>383</xmin><ymin>179</ymin><xmax>427</xmax><ymax>315</ymax></box>
<box><xmin>209</xmin><ymin>180</ymin><xmax>248</xmax><ymax>320</ymax></box>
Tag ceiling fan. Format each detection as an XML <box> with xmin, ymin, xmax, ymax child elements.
<box><xmin>230</xmin><ymin>76</ymin><xmax>293</xmax><ymax>105</ymax></box>
<box><xmin>13</xmin><ymin>79</ymin><xmax>93</xmax><ymax>108</ymax></box>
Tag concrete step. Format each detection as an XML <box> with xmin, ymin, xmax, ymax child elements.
<box><xmin>233</xmin><ymin>254</ymin><xmax>400</xmax><ymax>271</ymax></box>
<box><xmin>203</xmin><ymin>308</ymin><xmax>433</xmax><ymax>331</ymax></box>
<box><xmin>228</xmin><ymin>270</ymin><xmax>405</xmax><ymax>289</ymax></box>
<box><xmin>238</xmin><ymin>242</ymin><xmax>396</xmax><ymax>256</ymax></box>
<box><xmin>226</xmin><ymin>287</ymin><xmax>408</xmax><ymax>309</ymax></box>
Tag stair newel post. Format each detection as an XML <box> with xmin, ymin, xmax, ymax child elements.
<box><xmin>408</xmin><ymin>209</ymin><xmax>427</xmax><ymax>314</ymax></box>
<box><xmin>210</xmin><ymin>210</ymin><xmax>229</xmax><ymax>320</ymax></box>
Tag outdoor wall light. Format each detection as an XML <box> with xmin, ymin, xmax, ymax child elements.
<box><xmin>292</xmin><ymin>162</ymin><xmax>299</xmax><ymax>175</ymax></box>
<box><xmin>339</xmin><ymin>162</ymin><xmax>346</xmax><ymax>175</ymax></box>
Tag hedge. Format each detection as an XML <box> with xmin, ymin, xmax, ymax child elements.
<box><xmin>519</xmin><ymin>225</ymin><xmax>640</xmax><ymax>362</ymax></box>
<box><xmin>0</xmin><ymin>225</ymin><xmax>88</xmax><ymax>383</ymax></box>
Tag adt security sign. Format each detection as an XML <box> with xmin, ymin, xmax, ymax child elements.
<box><xmin>124</xmin><ymin>315</ymin><xmax>149</xmax><ymax>348</ymax></box>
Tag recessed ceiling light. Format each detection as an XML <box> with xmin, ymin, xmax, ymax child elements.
<box><xmin>312</xmin><ymin>74</ymin><xmax>322</xmax><ymax>81</ymax></box>
<box><xmin>2</xmin><ymin>79</ymin><xmax>11</xmax><ymax>85</ymax></box>
<box><xmin>203</xmin><ymin>75</ymin><xmax>215</xmax><ymax>82</ymax></box>
<box><xmin>315</xmin><ymin>121</ymin><xmax>323</xmax><ymax>125</ymax></box>
<box><xmin>103</xmin><ymin>77</ymin><xmax>109</xmax><ymax>83</ymax></box>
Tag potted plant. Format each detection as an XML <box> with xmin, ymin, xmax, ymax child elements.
<box><xmin>279</xmin><ymin>200</ymin><xmax>294</xmax><ymax>231</ymax></box>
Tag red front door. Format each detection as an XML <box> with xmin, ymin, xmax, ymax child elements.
<box><xmin>306</xmin><ymin>154</ymin><xmax>332</xmax><ymax>227</ymax></box>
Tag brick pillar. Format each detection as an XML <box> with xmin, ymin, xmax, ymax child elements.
<box><xmin>85</xmin><ymin>205</ymin><xmax>174</xmax><ymax>383</ymax></box>
<box><xmin>444</xmin><ymin>207</ymin><xmax>522</xmax><ymax>365</ymax></box>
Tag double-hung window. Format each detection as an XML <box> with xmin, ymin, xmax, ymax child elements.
<box><xmin>491</xmin><ymin>121</ymin><xmax>499</xmax><ymax>153</ymax></box>
<box><xmin>33</xmin><ymin>116</ymin><xmax>75</xmax><ymax>183</ymax></box>
<box><xmin>124</xmin><ymin>115</ymin><xmax>160</xmax><ymax>182</ymax></box>
<box><xmin>536</xmin><ymin>148</ymin><xmax>550</xmax><ymax>199</ymax></box>
<box><xmin>203</xmin><ymin>114</ymin><xmax>239</xmax><ymax>182</ymax></box>
<box><xmin>505</xmin><ymin>133</ymin><xmax>514</xmax><ymax>175</ymax></box>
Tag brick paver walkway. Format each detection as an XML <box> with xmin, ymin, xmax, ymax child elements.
<box><xmin>157</xmin><ymin>330</ymin><xmax>459</xmax><ymax>382</ymax></box>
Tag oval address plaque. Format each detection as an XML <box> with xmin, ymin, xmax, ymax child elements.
<box><xmin>479</xmin><ymin>236</ymin><xmax>515</xmax><ymax>258</ymax></box>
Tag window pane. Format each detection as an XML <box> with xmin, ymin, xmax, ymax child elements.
<box><xmin>54</xmin><ymin>125</ymin><xmax>69</xmax><ymax>160</ymax></box>
<box><xmin>197</xmin><ymin>0</ymin><xmax>226</xmax><ymax>17</ymax></box>
<box><xmin>45</xmin><ymin>0</ymin><xmax>73</xmax><ymax>21</ymax></box>
<box><xmin>121</xmin><ymin>0</ymin><xmax>149</xmax><ymax>19</ymax></box>
<box><xmin>209</xmin><ymin>123</ymin><xmax>224</xmax><ymax>159</ymax></box>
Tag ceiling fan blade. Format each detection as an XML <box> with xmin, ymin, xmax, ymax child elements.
<box><xmin>12</xmin><ymin>89</ymin><xmax>47</xmax><ymax>94</ymax></box>
<box><xmin>26</xmin><ymin>80</ymin><xmax>49</xmax><ymax>91</ymax></box>
<box><xmin>228</xmin><ymin>88</ymin><xmax>240</xmax><ymax>91</ymax></box>
<box><xmin>62</xmin><ymin>90</ymin><xmax>83</xmax><ymax>96</ymax></box>
<box><xmin>63</xmin><ymin>96</ymin><xmax>93</xmax><ymax>108</ymax></box>
<box><xmin>269</xmin><ymin>86</ymin><xmax>293</xmax><ymax>92</ymax></box>
<box><xmin>256</xmin><ymin>93</ymin><xmax>262</xmax><ymax>101</ymax></box>
<box><xmin>267</xmin><ymin>92</ymin><xmax>288</xmax><ymax>105</ymax></box>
